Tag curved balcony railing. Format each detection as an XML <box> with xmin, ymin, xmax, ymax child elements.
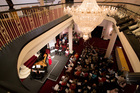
<box><xmin>0</xmin><ymin>2</ymin><xmax>140</xmax><ymax>51</ymax></box>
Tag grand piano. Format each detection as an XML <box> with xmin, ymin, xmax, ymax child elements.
<box><xmin>31</xmin><ymin>54</ymin><xmax>48</xmax><ymax>80</ymax></box>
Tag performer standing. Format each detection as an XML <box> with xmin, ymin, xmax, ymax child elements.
<box><xmin>48</xmin><ymin>54</ymin><xmax>52</xmax><ymax>65</ymax></box>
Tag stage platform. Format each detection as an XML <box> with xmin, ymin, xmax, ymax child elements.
<box><xmin>22</xmin><ymin>51</ymin><xmax>69</xmax><ymax>93</ymax></box>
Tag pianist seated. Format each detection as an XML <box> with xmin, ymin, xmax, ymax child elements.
<box><xmin>31</xmin><ymin>65</ymin><xmax>46</xmax><ymax>80</ymax></box>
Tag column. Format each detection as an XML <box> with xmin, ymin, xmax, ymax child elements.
<box><xmin>68</xmin><ymin>24</ymin><xmax>73</xmax><ymax>54</ymax></box>
<box><xmin>104</xmin><ymin>29</ymin><xmax>117</xmax><ymax>58</ymax></box>
<box><xmin>39</xmin><ymin>0</ymin><xmax>44</xmax><ymax>6</ymax></box>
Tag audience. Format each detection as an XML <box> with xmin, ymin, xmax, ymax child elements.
<box><xmin>53</xmin><ymin>46</ymin><xmax>127</xmax><ymax>93</ymax></box>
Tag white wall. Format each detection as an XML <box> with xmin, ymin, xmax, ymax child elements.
<box><xmin>99</xmin><ymin>20</ymin><xmax>113</xmax><ymax>40</ymax></box>
<box><xmin>49</xmin><ymin>37</ymin><xmax>56</xmax><ymax>49</ymax></box>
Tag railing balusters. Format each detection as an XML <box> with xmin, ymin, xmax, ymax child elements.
<box><xmin>31</xmin><ymin>8</ymin><xmax>38</xmax><ymax>28</ymax></box>
<box><xmin>41</xmin><ymin>8</ymin><xmax>46</xmax><ymax>24</ymax></box>
<box><xmin>45</xmin><ymin>7</ymin><xmax>50</xmax><ymax>23</ymax></box>
<box><xmin>0</xmin><ymin>25</ymin><xmax>8</xmax><ymax>45</ymax></box>
<box><xmin>43</xmin><ymin>7</ymin><xmax>48</xmax><ymax>24</ymax></box>
<box><xmin>16</xmin><ymin>11</ymin><xmax>26</xmax><ymax>35</ymax></box>
<box><xmin>27</xmin><ymin>9</ymin><xmax>35</xmax><ymax>31</ymax></box>
<box><xmin>52</xmin><ymin>7</ymin><xmax>55</xmax><ymax>21</ymax></box>
<box><xmin>1</xmin><ymin>14</ymin><xmax>13</xmax><ymax>41</ymax></box>
<box><xmin>34</xmin><ymin>8</ymin><xmax>40</xmax><ymax>27</ymax></box>
<box><xmin>0</xmin><ymin>4</ymin><xmax>68</xmax><ymax>49</ymax></box>
<box><xmin>10</xmin><ymin>12</ymin><xmax>23</xmax><ymax>37</ymax></box>
<box><xmin>20</xmin><ymin>11</ymin><xmax>28</xmax><ymax>33</ymax></box>
<box><xmin>25</xmin><ymin>10</ymin><xmax>32</xmax><ymax>31</ymax></box>
<box><xmin>0</xmin><ymin>39</ymin><xmax>5</xmax><ymax>48</ymax></box>
<box><xmin>57</xmin><ymin>8</ymin><xmax>60</xmax><ymax>19</ymax></box>
<box><xmin>38</xmin><ymin>8</ymin><xmax>44</xmax><ymax>26</ymax></box>
<box><xmin>8</xmin><ymin>13</ymin><xmax>19</xmax><ymax>38</ymax></box>
<box><xmin>0</xmin><ymin>18</ymin><xmax>10</xmax><ymax>45</ymax></box>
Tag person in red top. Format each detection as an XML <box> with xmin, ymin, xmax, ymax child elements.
<box><xmin>74</xmin><ymin>70</ymin><xmax>81</xmax><ymax>76</ymax></box>
<box><xmin>98</xmin><ymin>76</ymin><xmax>106</xmax><ymax>86</ymax></box>
<box><xmin>48</xmin><ymin>54</ymin><xmax>52</xmax><ymax>65</ymax></box>
<box><xmin>74</xmin><ymin>53</ymin><xmax>79</xmax><ymax>60</ymax></box>
<box><xmin>70</xmin><ymin>83</ymin><xmax>76</xmax><ymax>90</ymax></box>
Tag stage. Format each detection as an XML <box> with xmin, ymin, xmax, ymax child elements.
<box><xmin>22</xmin><ymin>51</ymin><xmax>70</xmax><ymax>93</ymax></box>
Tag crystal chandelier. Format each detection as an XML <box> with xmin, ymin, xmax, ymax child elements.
<box><xmin>64</xmin><ymin>0</ymin><xmax>117</xmax><ymax>41</ymax></box>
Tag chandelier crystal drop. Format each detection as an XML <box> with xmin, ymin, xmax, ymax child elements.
<box><xmin>64</xmin><ymin>0</ymin><xmax>117</xmax><ymax>41</ymax></box>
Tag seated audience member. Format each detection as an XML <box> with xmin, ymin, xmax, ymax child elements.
<box><xmin>55</xmin><ymin>44</ymin><xmax>59</xmax><ymax>54</ymax></box>
<box><xmin>65</xmin><ymin>65</ymin><xmax>72</xmax><ymax>73</ymax></box>
<box><xmin>70</xmin><ymin>55</ymin><xmax>76</xmax><ymax>62</ymax></box>
<box><xmin>62</xmin><ymin>74</ymin><xmax>69</xmax><ymax>83</ymax></box>
<box><xmin>91</xmin><ymin>72</ymin><xmax>97</xmax><ymax>80</ymax></box>
<box><xmin>62</xmin><ymin>38</ymin><xmax>65</xmax><ymax>45</ymax></box>
<box><xmin>74</xmin><ymin>69</ymin><xmax>82</xmax><ymax>76</ymax></box>
<box><xmin>62</xmin><ymin>45</ymin><xmax>67</xmax><ymax>54</ymax></box>
<box><xmin>58</xmin><ymin>44</ymin><xmax>63</xmax><ymax>55</ymax></box>
<box><xmin>68</xmin><ymin>61</ymin><xmax>74</xmax><ymax>67</ymax></box>
<box><xmin>53</xmin><ymin>84</ymin><xmax>60</xmax><ymax>91</ymax></box>
<box><xmin>55</xmin><ymin>44</ymin><xmax>59</xmax><ymax>49</ymax></box>
<box><xmin>61</xmin><ymin>80</ymin><xmax>67</xmax><ymax>86</ymax></box>
<box><xmin>65</xmin><ymin>48</ymin><xmax>69</xmax><ymax>57</ymax></box>
<box><xmin>82</xmin><ymin>80</ymin><xmax>88</xmax><ymax>88</ymax></box>
<box><xmin>109</xmin><ymin>88</ymin><xmax>119</xmax><ymax>93</ymax></box>
<box><xmin>92</xmin><ymin>83</ymin><xmax>97</xmax><ymax>90</ymax></box>
<box><xmin>98</xmin><ymin>76</ymin><xmax>106</xmax><ymax>86</ymax></box>
<box><xmin>81</xmin><ymin>71</ymin><xmax>88</xmax><ymax>78</ymax></box>
<box><xmin>75</xmin><ymin>65</ymin><xmax>82</xmax><ymax>71</ymax></box>
<box><xmin>108</xmin><ymin>68</ymin><xmax>115</xmax><ymax>75</ymax></box>
<box><xmin>59</xmin><ymin>40</ymin><xmax>62</xmax><ymax>45</ymax></box>
<box><xmin>107</xmin><ymin>59</ymin><xmax>114</xmax><ymax>67</ymax></box>
<box><xmin>74</xmin><ymin>53</ymin><xmax>79</xmax><ymax>60</ymax></box>
<box><xmin>117</xmin><ymin>75</ymin><xmax>126</xmax><ymax>84</ymax></box>
<box><xmin>69</xmin><ymin>83</ymin><xmax>77</xmax><ymax>90</ymax></box>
